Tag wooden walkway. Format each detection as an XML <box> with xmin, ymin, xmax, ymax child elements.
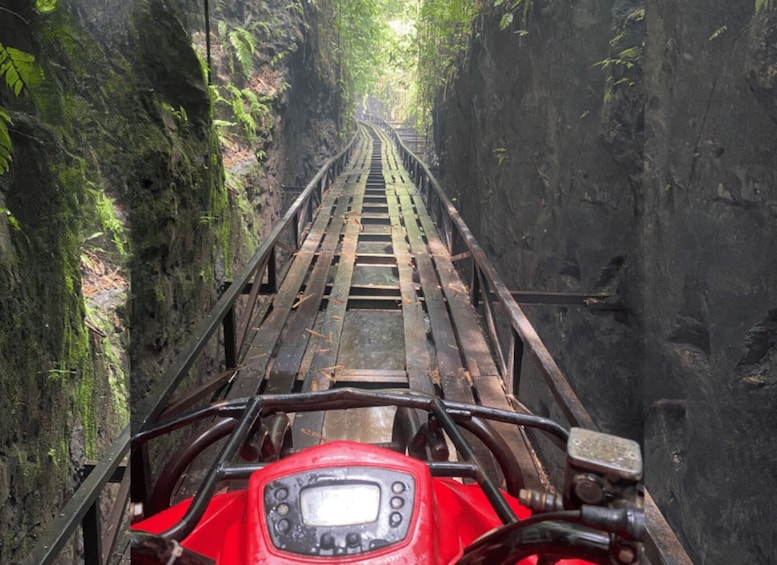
<box><xmin>221</xmin><ymin>123</ymin><xmax>541</xmax><ymax>488</ymax></box>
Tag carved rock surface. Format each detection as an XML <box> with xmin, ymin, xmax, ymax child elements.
<box><xmin>436</xmin><ymin>0</ymin><xmax>777</xmax><ymax>561</ymax></box>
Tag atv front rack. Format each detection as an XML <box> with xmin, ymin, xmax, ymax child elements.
<box><xmin>131</xmin><ymin>387</ymin><xmax>644</xmax><ymax>560</ymax></box>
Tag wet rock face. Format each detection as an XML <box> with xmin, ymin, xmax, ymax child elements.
<box><xmin>746</xmin><ymin>4</ymin><xmax>777</xmax><ymax>123</ymax></box>
<box><xmin>437</xmin><ymin>0</ymin><xmax>777</xmax><ymax>561</ymax></box>
<box><xmin>1</xmin><ymin>0</ymin><xmax>341</xmax><ymax>560</ymax></box>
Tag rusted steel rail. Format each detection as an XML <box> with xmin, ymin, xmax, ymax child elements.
<box><xmin>370</xmin><ymin>116</ymin><xmax>694</xmax><ymax>565</ymax></box>
<box><xmin>24</xmin><ymin>132</ymin><xmax>357</xmax><ymax>565</ymax></box>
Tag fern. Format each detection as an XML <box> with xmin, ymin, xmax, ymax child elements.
<box><xmin>243</xmin><ymin>89</ymin><xmax>272</xmax><ymax>121</ymax></box>
<box><xmin>0</xmin><ymin>42</ymin><xmax>43</xmax><ymax>174</ymax></box>
<box><xmin>249</xmin><ymin>20</ymin><xmax>272</xmax><ymax>38</ymax></box>
<box><xmin>0</xmin><ymin>42</ymin><xmax>43</xmax><ymax>96</ymax></box>
<box><xmin>88</xmin><ymin>186</ymin><xmax>129</xmax><ymax>257</ymax></box>
<box><xmin>228</xmin><ymin>27</ymin><xmax>256</xmax><ymax>79</ymax></box>
<box><xmin>224</xmin><ymin>84</ymin><xmax>256</xmax><ymax>139</ymax></box>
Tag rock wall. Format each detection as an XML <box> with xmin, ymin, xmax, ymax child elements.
<box><xmin>0</xmin><ymin>1</ymin><xmax>134</xmax><ymax>558</ymax></box>
<box><xmin>435</xmin><ymin>0</ymin><xmax>777</xmax><ymax>562</ymax></box>
<box><xmin>0</xmin><ymin>0</ymin><xmax>342</xmax><ymax>560</ymax></box>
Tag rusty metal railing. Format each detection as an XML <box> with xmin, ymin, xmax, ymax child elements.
<box><xmin>131</xmin><ymin>128</ymin><xmax>358</xmax><ymax>510</ymax></box>
<box><xmin>370</xmin><ymin>116</ymin><xmax>693</xmax><ymax>565</ymax></box>
<box><xmin>25</xmin><ymin>131</ymin><xmax>358</xmax><ymax>565</ymax></box>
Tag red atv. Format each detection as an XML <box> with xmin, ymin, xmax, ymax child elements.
<box><xmin>130</xmin><ymin>388</ymin><xmax>645</xmax><ymax>565</ymax></box>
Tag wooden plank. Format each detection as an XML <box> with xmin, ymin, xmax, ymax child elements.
<box><xmin>474</xmin><ymin>375</ymin><xmax>543</xmax><ymax>490</ymax></box>
<box><xmin>410</xmin><ymin>190</ymin><xmax>500</xmax><ymax>378</ymax></box>
<box><xmin>338</xmin><ymin>368</ymin><xmax>408</xmax><ymax>379</ymax></box>
<box><xmin>335</xmin><ymin>369</ymin><xmax>408</xmax><ymax>385</ymax></box>
<box><xmin>292</xmin><ymin>140</ymin><xmax>370</xmax><ymax>447</ymax></box>
<box><xmin>385</xmin><ymin>176</ymin><xmax>435</xmax><ymax>396</ymax></box>
<box><xmin>372</xmin><ymin>126</ymin><xmax>540</xmax><ymax>489</ymax></box>
<box><xmin>394</xmin><ymin>184</ymin><xmax>469</xmax><ymax>401</ymax></box>
<box><xmin>226</xmin><ymin>172</ymin><xmax>347</xmax><ymax>399</ymax></box>
<box><xmin>264</xmin><ymin>181</ymin><xmax>358</xmax><ymax>394</ymax></box>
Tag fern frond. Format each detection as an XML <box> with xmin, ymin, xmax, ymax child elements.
<box><xmin>0</xmin><ymin>42</ymin><xmax>43</xmax><ymax>97</ymax></box>
<box><xmin>250</xmin><ymin>21</ymin><xmax>272</xmax><ymax>37</ymax></box>
<box><xmin>221</xmin><ymin>85</ymin><xmax>256</xmax><ymax>140</ymax></box>
<box><xmin>242</xmin><ymin>89</ymin><xmax>261</xmax><ymax>115</ymax></box>
<box><xmin>0</xmin><ymin>106</ymin><xmax>12</xmax><ymax>174</ymax></box>
<box><xmin>228</xmin><ymin>28</ymin><xmax>256</xmax><ymax>79</ymax></box>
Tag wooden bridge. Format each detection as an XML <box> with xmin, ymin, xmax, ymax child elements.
<box><xmin>25</xmin><ymin>120</ymin><xmax>692</xmax><ymax>565</ymax></box>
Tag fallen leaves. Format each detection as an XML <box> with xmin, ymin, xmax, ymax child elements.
<box><xmin>81</xmin><ymin>249</ymin><xmax>125</xmax><ymax>297</ymax></box>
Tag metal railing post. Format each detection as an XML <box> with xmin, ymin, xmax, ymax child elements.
<box><xmin>82</xmin><ymin>502</ymin><xmax>102</xmax><ymax>565</ymax></box>
<box><xmin>509</xmin><ymin>328</ymin><xmax>524</xmax><ymax>395</ymax></box>
<box><xmin>223</xmin><ymin>304</ymin><xmax>237</xmax><ymax>369</ymax></box>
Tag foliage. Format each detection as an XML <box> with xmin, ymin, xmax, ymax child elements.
<box><xmin>1</xmin><ymin>206</ymin><xmax>20</xmax><ymax>230</ymax></box>
<box><xmin>417</xmin><ymin>0</ymin><xmax>476</xmax><ymax>101</ymax></box>
<box><xmin>86</xmin><ymin>185</ymin><xmax>129</xmax><ymax>258</ymax></box>
<box><xmin>228</xmin><ymin>27</ymin><xmax>257</xmax><ymax>79</ymax></box>
<box><xmin>492</xmin><ymin>147</ymin><xmax>509</xmax><ymax>167</ymax></box>
<box><xmin>708</xmin><ymin>26</ymin><xmax>728</xmax><ymax>41</ymax></box>
<box><xmin>35</xmin><ymin>0</ymin><xmax>59</xmax><ymax>13</ymax></box>
<box><xmin>495</xmin><ymin>0</ymin><xmax>532</xmax><ymax>33</ymax></box>
<box><xmin>332</xmin><ymin>0</ymin><xmax>390</xmax><ymax>120</ymax></box>
<box><xmin>593</xmin><ymin>9</ymin><xmax>645</xmax><ymax>73</ymax></box>
<box><xmin>0</xmin><ymin>42</ymin><xmax>44</xmax><ymax>174</ymax></box>
<box><xmin>369</xmin><ymin>16</ymin><xmax>419</xmax><ymax>123</ymax></box>
<box><xmin>592</xmin><ymin>46</ymin><xmax>642</xmax><ymax>71</ymax></box>
<box><xmin>216</xmin><ymin>84</ymin><xmax>273</xmax><ymax>141</ymax></box>
<box><xmin>0</xmin><ymin>43</ymin><xmax>44</xmax><ymax>96</ymax></box>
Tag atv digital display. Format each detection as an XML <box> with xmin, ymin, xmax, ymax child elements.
<box><xmin>262</xmin><ymin>465</ymin><xmax>416</xmax><ymax>557</ymax></box>
<box><xmin>300</xmin><ymin>482</ymin><xmax>381</xmax><ymax>526</ymax></box>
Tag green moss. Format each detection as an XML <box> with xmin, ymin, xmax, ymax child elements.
<box><xmin>16</xmin><ymin>448</ymin><xmax>41</xmax><ymax>493</ymax></box>
<box><xmin>154</xmin><ymin>280</ymin><xmax>166</xmax><ymax>305</ymax></box>
<box><xmin>90</xmin><ymin>186</ymin><xmax>130</xmax><ymax>258</ymax></box>
<box><xmin>46</xmin><ymin>429</ymin><xmax>69</xmax><ymax>482</ymax></box>
<box><xmin>77</xmin><ymin>373</ymin><xmax>96</xmax><ymax>458</ymax></box>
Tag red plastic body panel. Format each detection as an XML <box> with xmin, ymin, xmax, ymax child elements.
<box><xmin>133</xmin><ymin>441</ymin><xmax>595</xmax><ymax>565</ymax></box>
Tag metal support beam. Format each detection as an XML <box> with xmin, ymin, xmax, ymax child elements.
<box><xmin>509</xmin><ymin>291</ymin><xmax>610</xmax><ymax>306</ymax></box>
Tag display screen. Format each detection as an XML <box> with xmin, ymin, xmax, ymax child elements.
<box><xmin>300</xmin><ymin>483</ymin><xmax>381</xmax><ymax>526</ymax></box>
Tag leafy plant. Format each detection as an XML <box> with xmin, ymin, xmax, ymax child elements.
<box><xmin>592</xmin><ymin>46</ymin><xmax>643</xmax><ymax>70</ymax></box>
<box><xmin>86</xmin><ymin>186</ymin><xmax>129</xmax><ymax>258</ymax></box>
<box><xmin>35</xmin><ymin>0</ymin><xmax>59</xmax><ymax>13</ymax></box>
<box><xmin>496</xmin><ymin>0</ymin><xmax>531</xmax><ymax>33</ymax></box>
<box><xmin>227</xmin><ymin>27</ymin><xmax>257</xmax><ymax>79</ymax></box>
<box><xmin>416</xmin><ymin>0</ymin><xmax>477</xmax><ymax>127</ymax></box>
<box><xmin>162</xmin><ymin>102</ymin><xmax>189</xmax><ymax>126</ymax></box>
<box><xmin>1</xmin><ymin>207</ymin><xmax>20</xmax><ymax>230</ymax></box>
<box><xmin>492</xmin><ymin>147</ymin><xmax>509</xmax><ymax>167</ymax></box>
<box><xmin>0</xmin><ymin>43</ymin><xmax>44</xmax><ymax>96</ymax></box>
<box><xmin>0</xmin><ymin>42</ymin><xmax>44</xmax><ymax>174</ymax></box>
<box><xmin>217</xmin><ymin>85</ymin><xmax>273</xmax><ymax>141</ymax></box>
<box><xmin>709</xmin><ymin>26</ymin><xmax>728</xmax><ymax>41</ymax></box>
